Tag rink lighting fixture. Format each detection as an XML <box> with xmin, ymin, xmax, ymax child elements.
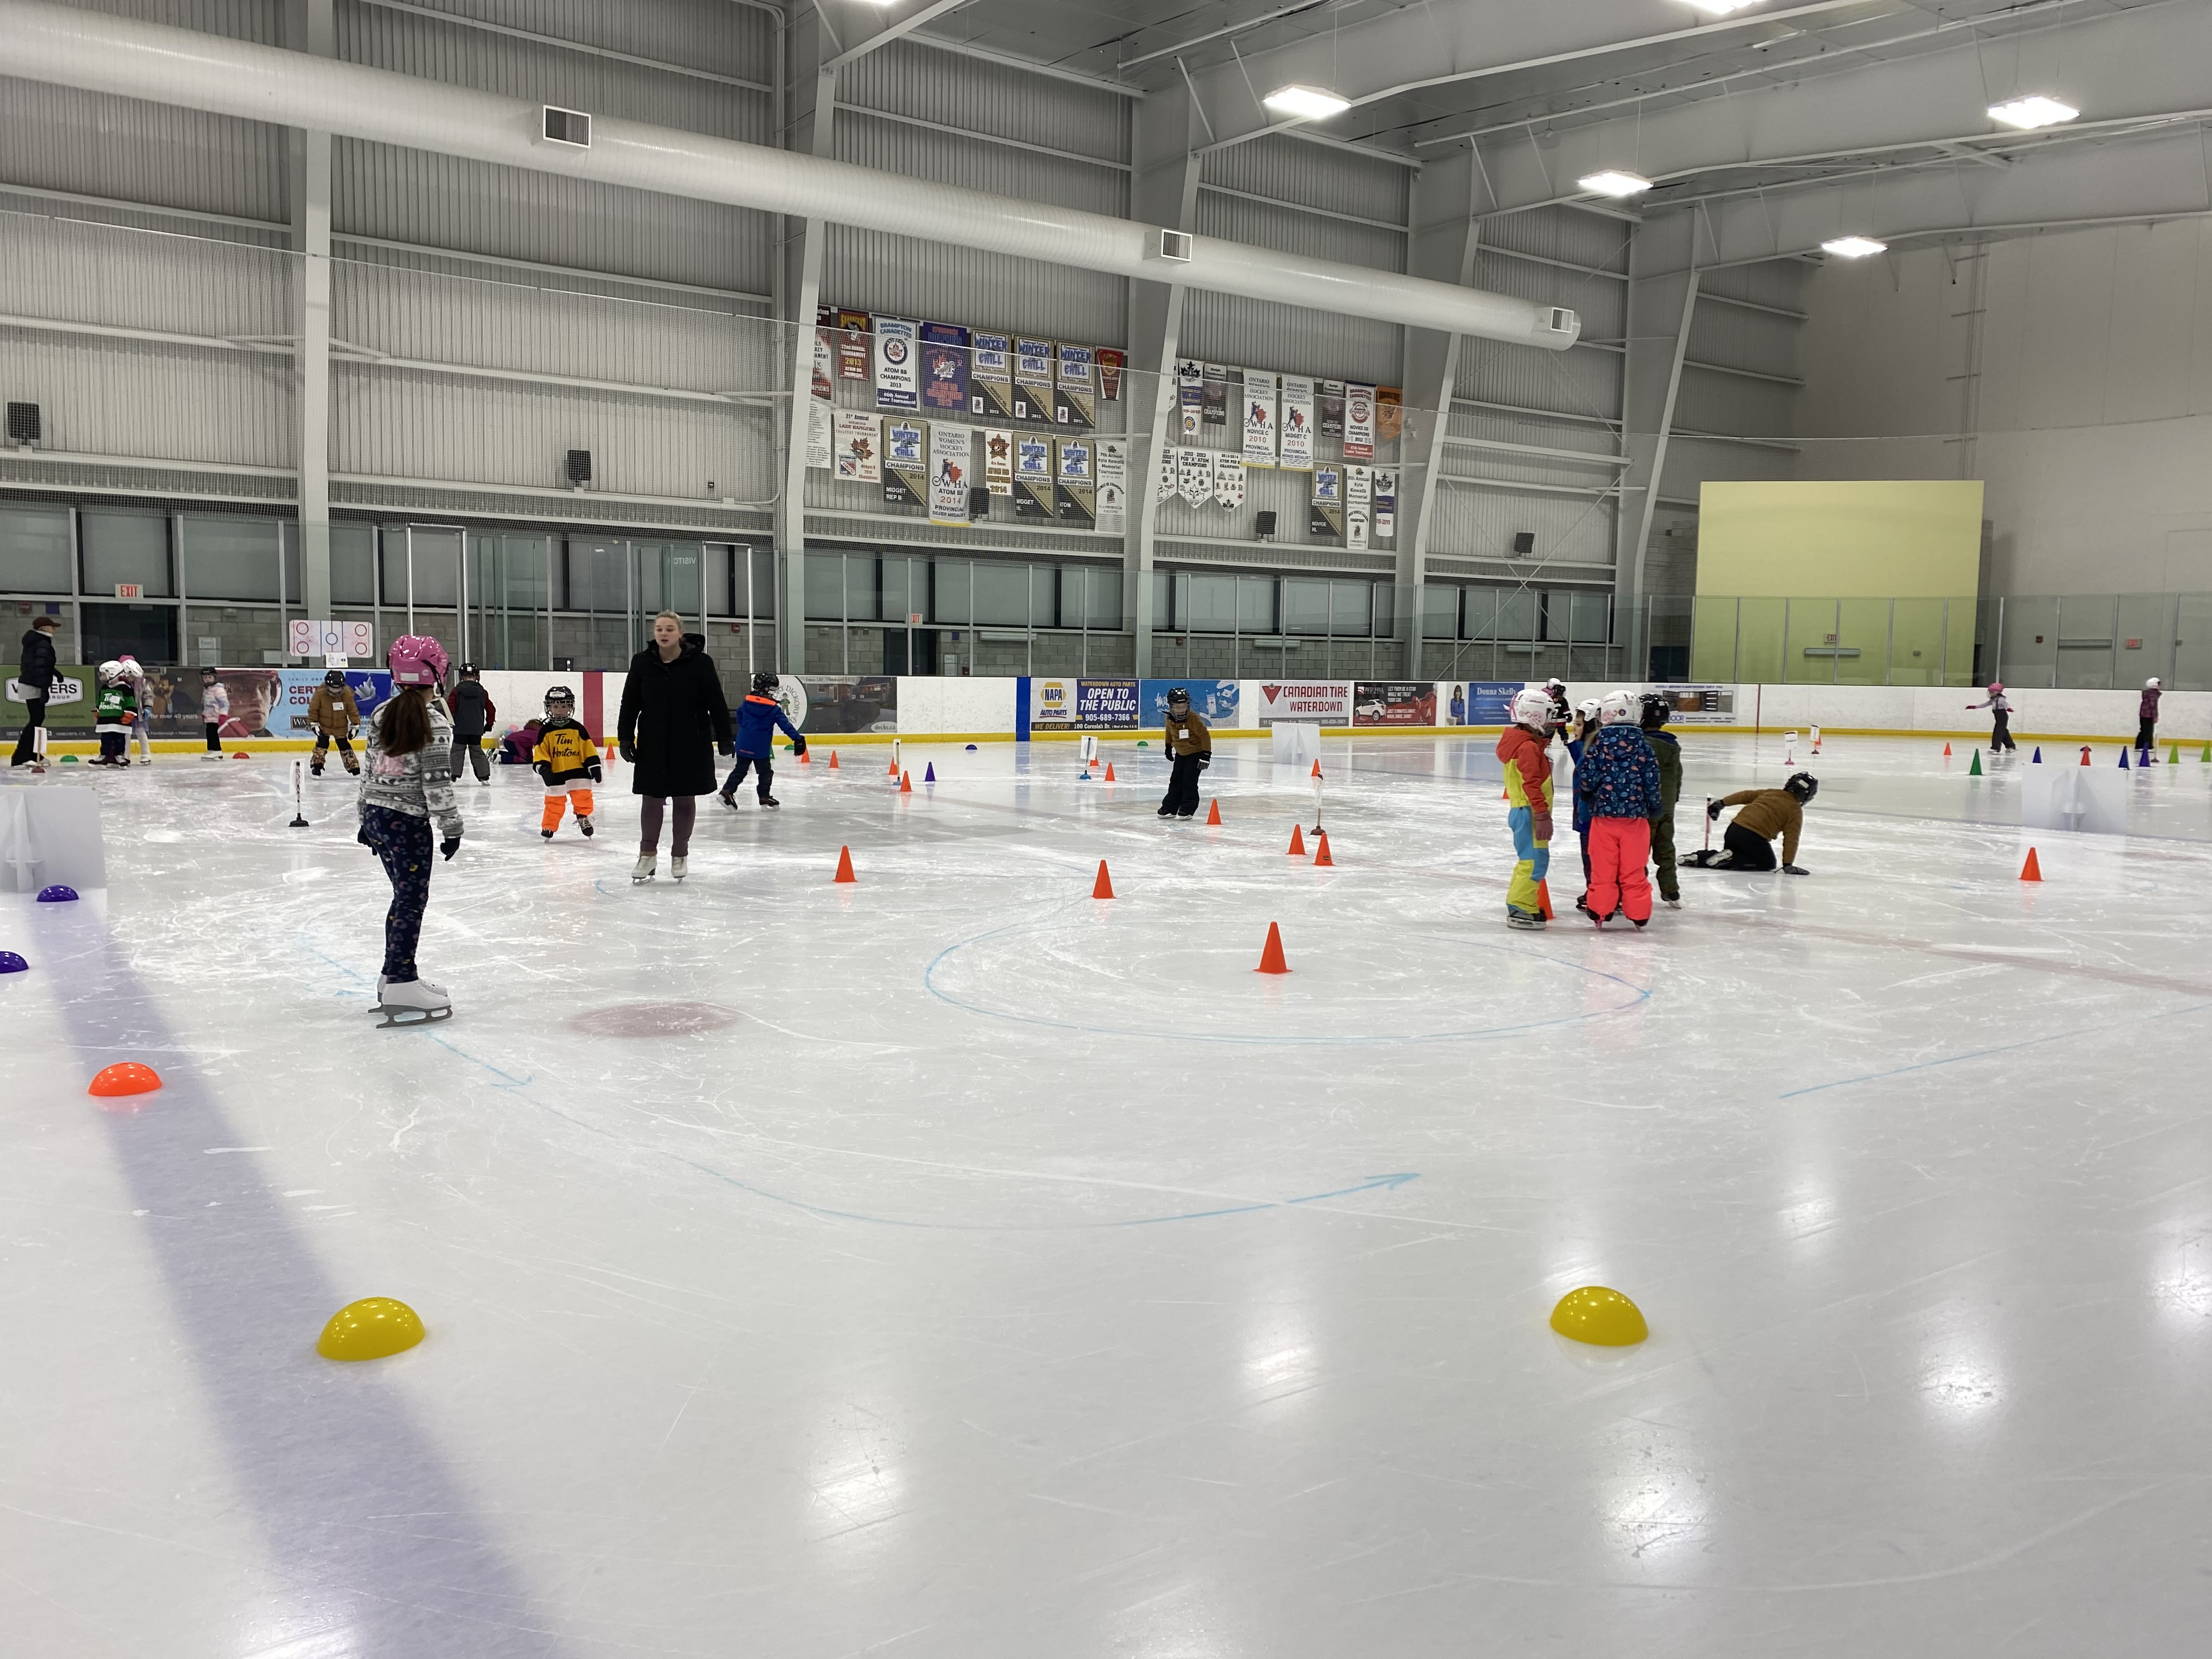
<box><xmin>1988</xmin><ymin>95</ymin><xmax>2079</xmax><ymax>130</ymax></box>
<box><xmin>1821</xmin><ymin>235</ymin><xmax>1887</xmax><ymax>258</ymax></box>
<box><xmin>1263</xmin><ymin>84</ymin><xmax>1352</xmax><ymax>121</ymax></box>
<box><xmin>1578</xmin><ymin>170</ymin><xmax>1652</xmax><ymax>198</ymax></box>
<box><xmin>1680</xmin><ymin>0</ymin><xmax>1764</xmax><ymax>15</ymax></box>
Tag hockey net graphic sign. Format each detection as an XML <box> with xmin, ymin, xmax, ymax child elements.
<box><xmin>289</xmin><ymin>619</ymin><xmax>374</xmax><ymax>661</ymax></box>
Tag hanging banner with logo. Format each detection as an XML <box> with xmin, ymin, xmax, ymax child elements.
<box><xmin>833</xmin><ymin>309</ymin><xmax>871</xmax><ymax>379</ymax></box>
<box><xmin>1243</xmin><ymin>370</ymin><xmax>1277</xmax><ymax>466</ymax></box>
<box><xmin>810</xmin><ymin>308</ymin><xmax>836</xmax><ymax>400</ymax></box>
<box><xmin>1344</xmin><ymin>383</ymin><xmax>1376</xmax><ymax>460</ymax></box>
<box><xmin>1213</xmin><ymin>452</ymin><xmax>1245</xmax><ymax>510</ymax></box>
<box><xmin>1203</xmin><ymin>364</ymin><xmax>1229</xmax><ymax>427</ymax></box>
<box><xmin>1177</xmin><ymin>360</ymin><xmax>1203</xmax><ymax>438</ymax></box>
<box><xmin>1319</xmin><ymin>380</ymin><xmax>1346</xmax><ymax>439</ymax></box>
<box><xmin>928</xmin><ymin>422</ymin><xmax>972</xmax><ymax>525</ymax></box>
<box><xmin>873</xmin><ymin>316</ymin><xmax>918</xmax><ymax>410</ymax></box>
<box><xmin>1094</xmin><ymin>438</ymin><xmax>1127</xmax><ymax>534</ymax></box>
<box><xmin>1374</xmin><ymin>469</ymin><xmax>1398</xmax><ymax>540</ymax></box>
<box><xmin>883</xmin><ymin>419</ymin><xmax>926</xmax><ymax>507</ymax></box>
<box><xmin>1177</xmin><ymin>446</ymin><xmax>1214</xmax><ymax>507</ymax></box>
<box><xmin>1097</xmin><ymin>347</ymin><xmax>1125</xmax><ymax>402</ymax></box>
<box><xmin>805</xmin><ymin>393</ymin><xmax>833</xmax><ymax>471</ymax></box>
<box><xmin>984</xmin><ymin>429</ymin><xmax>1014</xmax><ymax>495</ymax></box>
<box><xmin>1055</xmin><ymin>437</ymin><xmax>1096</xmax><ymax>527</ymax></box>
<box><xmin>1310</xmin><ymin>465</ymin><xmax>1344</xmax><ymax>538</ymax></box>
<box><xmin>1054</xmin><ymin>343</ymin><xmax>1097</xmax><ymax>429</ymax></box>
<box><xmin>1014</xmin><ymin>338</ymin><xmax>1053</xmax><ymax>421</ymax></box>
<box><xmin>1013</xmin><ymin>433</ymin><xmax>1054</xmax><ymax>518</ymax></box>
<box><xmin>919</xmin><ymin>322</ymin><xmax>969</xmax><ymax>416</ymax></box>
<box><xmin>971</xmin><ymin>332</ymin><xmax>1015</xmax><ymax>420</ymax></box>
<box><xmin>833</xmin><ymin>410</ymin><xmax>880</xmax><ymax>482</ymax></box>
<box><xmin>1378</xmin><ymin>385</ymin><xmax>1404</xmax><ymax>445</ymax></box>
<box><xmin>1346</xmin><ymin>465</ymin><xmax>1372</xmax><ymax>549</ymax></box>
<box><xmin>1279</xmin><ymin>375</ymin><xmax>1315</xmax><ymax>470</ymax></box>
<box><xmin>1157</xmin><ymin>443</ymin><xmax>1178</xmax><ymax>501</ymax></box>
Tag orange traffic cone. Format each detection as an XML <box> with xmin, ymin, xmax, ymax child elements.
<box><xmin>1092</xmin><ymin>860</ymin><xmax>1114</xmax><ymax>899</ymax></box>
<box><xmin>2021</xmin><ymin>847</ymin><xmax>2042</xmax><ymax>882</ymax></box>
<box><xmin>888</xmin><ymin>755</ymin><xmax>900</xmax><ymax>776</ymax></box>
<box><xmin>1288</xmin><ymin>824</ymin><xmax>1306</xmax><ymax>855</ymax></box>
<box><xmin>1255</xmin><ymin>922</ymin><xmax>1290</xmax><ymax>974</ymax></box>
<box><xmin>828</xmin><ymin>751</ymin><xmax>839</xmax><ymax>769</ymax></box>
<box><xmin>1205</xmin><ymin>798</ymin><xmax>1221</xmax><ymax>826</ymax></box>
<box><xmin>1104</xmin><ymin>762</ymin><xmax>1116</xmax><ymax>781</ymax></box>
<box><xmin>1943</xmin><ymin>742</ymin><xmax>1953</xmax><ymax>757</ymax></box>
<box><xmin>798</xmin><ymin>748</ymin><xmax>811</xmax><ymax>764</ymax></box>
<box><xmin>833</xmin><ymin>845</ymin><xmax>856</xmax><ymax>884</ymax></box>
<box><xmin>899</xmin><ymin>769</ymin><xmax>913</xmax><ymax>794</ymax></box>
<box><xmin>1311</xmin><ymin>759</ymin><xmax>1322</xmax><ymax>778</ymax></box>
<box><xmin>1313</xmin><ymin>831</ymin><xmax>1334</xmax><ymax>867</ymax></box>
<box><xmin>1536</xmin><ymin>879</ymin><xmax>1556</xmax><ymax>920</ymax></box>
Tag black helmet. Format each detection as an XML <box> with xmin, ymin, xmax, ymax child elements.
<box><xmin>323</xmin><ymin>668</ymin><xmax>347</xmax><ymax>688</ymax></box>
<box><xmin>544</xmin><ymin>684</ymin><xmax>576</xmax><ymax>714</ymax></box>
<box><xmin>752</xmin><ymin>670</ymin><xmax>780</xmax><ymax>694</ymax></box>
<box><xmin>1165</xmin><ymin>686</ymin><xmax>1190</xmax><ymax>708</ymax></box>
<box><xmin>1785</xmin><ymin>772</ymin><xmax>1819</xmax><ymax>802</ymax></box>
<box><xmin>1639</xmin><ymin>691</ymin><xmax>1671</xmax><ymax>730</ymax></box>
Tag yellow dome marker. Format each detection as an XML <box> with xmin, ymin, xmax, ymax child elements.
<box><xmin>1549</xmin><ymin>1286</ymin><xmax>1648</xmax><ymax>1346</ymax></box>
<box><xmin>317</xmin><ymin>1297</ymin><xmax>426</xmax><ymax>1362</ymax></box>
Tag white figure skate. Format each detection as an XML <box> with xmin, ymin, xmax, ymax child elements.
<box><xmin>375</xmin><ymin>977</ymin><xmax>452</xmax><ymax>1028</ymax></box>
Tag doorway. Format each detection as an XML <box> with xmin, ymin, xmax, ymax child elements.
<box><xmin>80</xmin><ymin>602</ymin><xmax>178</xmax><ymax>666</ymax></box>
<box><xmin>883</xmin><ymin>628</ymin><xmax>939</xmax><ymax>676</ymax></box>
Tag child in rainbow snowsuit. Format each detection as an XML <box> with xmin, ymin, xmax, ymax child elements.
<box><xmin>1496</xmin><ymin>688</ymin><xmax>1555</xmax><ymax>929</ymax></box>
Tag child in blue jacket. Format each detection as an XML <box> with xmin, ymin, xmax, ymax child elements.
<box><xmin>1576</xmin><ymin>691</ymin><xmax>1663</xmax><ymax>928</ymax></box>
<box><xmin>718</xmin><ymin>670</ymin><xmax>808</xmax><ymax>808</ymax></box>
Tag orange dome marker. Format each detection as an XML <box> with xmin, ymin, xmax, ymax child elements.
<box><xmin>2021</xmin><ymin>848</ymin><xmax>2042</xmax><ymax>882</ymax></box>
<box><xmin>89</xmin><ymin>1062</ymin><xmax>162</xmax><ymax>1098</ymax></box>
<box><xmin>1288</xmin><ymin>823</ymin><xmax>1306</xmax><ymax>855</ymax></box>
<box><xmin>1313</xmin><ymin>831</ymin><xmax>1334</xmax><ymax>867</ymax></box>
<box><xmin>1255</xmin><ymin>922</ymin><xmax>1290</xmax><ymax>974</ymax></box>
<box><xmin>1092</xmin><ymin>860</ymin><xmax>1115</xmax><ymax>899</ymax></box>
<box><xmin>899</xmin><ymin>769</ymin><xmax>913</xmax><ymax>794</ymax></box>
<box><xmin>1205</xmin><ymin>798</ymin><xmax>1221</xmax><ymax>825</ymax></box>
<box><xmin>833</xmin><ymin>845</ymin><xmax>857</xmax><ymax>884</ymax></box>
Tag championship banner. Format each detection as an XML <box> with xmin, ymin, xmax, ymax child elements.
<box><xmin>1177</xmin><ymin>360</ymin><xmax>1203</xmax><ymax>438</ymax></box>
<box><xmin>1013</xmin><ymin>433</ymin><xmax>1054</xmax><ymax>518</ymax></box>
<box><xmin>883</xmin><ymin>419</ymin><xmax>926</xmax><ymax>507</ymax></box>
<box><xmin>1243</xmin><ymin>370</ymin><xmax>1277</xmax><ymax>466</ymax></box>
<box><xmin>928</xmin><ymin>422</ymin><xmax>973</xmax><ymax>526</ymax></box>
<box><xmin>1374</xmin><ymin>469</ymin><xmax>1397</xmax><ymax>540</ymax></box>
<box><xmin>1054</xmin><ymin>436</ymin><xmax>1096</xmax><ymax>527</ymax></box>
<box><xmin>1203</xmin><ymin>364</ymin><xmax>1229</xmax><ymax>427</ymax></box>
<box><xmin>1213</xmin><ymin>452</ymin><xmax>1246</xmax><ymax>510</ymax></box>
<box><xmin>834</xmin><ymin>309</ymin><xmax>871</xmax><ymax>379</ymax></box>
<box><xmin>1157</xmin><ymin>443</ymin><xmax>1178</xmax><ymax>501</ymax></box>
<box><xmin>1344</xmin><ymin>384</ymin><xmax>1376</xmax><ymax>459</ymax></box>
<box><xmin>984</xmin><ymin>429</ymin><xmax>1014</xmax><ymax>495</ymax></box>
<box><xmin>1310</xmin><ymin>465</ymin><xmax>1344</xmax><ymax>539</ymax></box>
<box><xmin>805</xmin><ymin>394</ymin><xmax>833</xmax><ymax>471</ymax></box>
<box><xmin>1256</xmin><ymin>681</ymin><xmax>1351</xmax><ymax>726</ymax></box>
<box><xmin>1097</xmin><ymin>347</ymin><xmax>1125</xmax><ymax>402</ymax></box>
<box><xmin>1054</xmin><ymin>343</ymin><xmax>1097</xmax><ymax>430</ymax></box>
<box><xmin>1378</xmin><ymin>386</ymin><xmax>1403</xmax><ymax>445</ymax></box>
<box><xmin>1014</xmin><ymin>337</ymin><xmax>1053</xmax><ymax>421</ymax></box>
<box><xmin>972</xmin><ymin>332</ymin><xmax>1017</xmax><ymax>421</ymax></box>
<box><xmin>919</xmin><ymin>322</ymin><xmax>970</xmax><ymax>416</ymax></box>
<box><xmin>1319</xmin><ymin>380</ymin><xmax>1345</xmax><ymax>439</ymax></box>
<box><xmin>1346</xmin><ymin>465</ymin><xmax>1372</xmax><ymax>549</ymax></box>
<box><xmin>1352</xmin><ymin>682</ymin><xmax>1437</xmax><ymax>726</ymax></box>
<box><xmin>1177</xmin><ymin>446</ymin><xmax>1214</xmax><ymax>507</ymax></box>
<box><xmin>1280</xmin><ymin>375</ymin><xmax>1315</xmax><ymax>470</ymax></box>
<box><xmin>873</xmin><ymin>316</ymin><xmax>919</xmax><ymax>410</ymax></box>
<box><xmin>833</xmin><ymin>410</ymin><xmax>881</xmax><ymax>482</ymax></box>
<box><xmin>1095</xmin><ymin>438</ymin><xmax>1127</xmax><ymax>534</ymax></box>
<box><xmin>809</xmin><ymin>308</ymin><xmax>836</xmax><ymax>400</ymax></box>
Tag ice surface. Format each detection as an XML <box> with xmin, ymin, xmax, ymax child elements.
<box><xmin>2</xmin><ymin>733</ymin><xmax>2211</xmax><ymax>1657</ymax></box>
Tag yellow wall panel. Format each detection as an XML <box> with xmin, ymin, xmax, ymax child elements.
<box><xmin>1696</xmin><ymin>481</ymin><xmax>1984</xmax><ymax>599</ymax></box>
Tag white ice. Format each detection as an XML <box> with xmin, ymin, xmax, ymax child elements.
<box><xmin>2</xmin><ymin>733</ymin><xmax>2210</xmax><ymax>1657</ymax></box>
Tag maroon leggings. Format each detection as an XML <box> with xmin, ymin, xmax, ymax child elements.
<box><xmin>638</xmin><ymin>795</ymin><xmax>696</xmax><ymax>856</ymax></box>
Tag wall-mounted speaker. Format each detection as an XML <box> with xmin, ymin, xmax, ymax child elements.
<box><xmin>1254</xmin><ymin>510</ymin><xmax>1278</xmax><ymax>541</ymax></box>
<box><xmin>1511</xmin><ymin>531</ymin><xmax>1536</xmax><ymax>555</ymax></box>
<box><xmin>565</xmin><ymin>449</ymin><xmax>592</xmax><ymax>489</ymax></box>
<box><xmin>968</xmin><ymin>486</ymin><xmax>991</xmax><ymax>520</ymax></box>
<box><xmin>5</xmin><ymin>402</ymin><xmax>40</xmax><ymax>448</ymax></box>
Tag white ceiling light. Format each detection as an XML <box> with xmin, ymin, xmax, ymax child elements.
<box><xmin>1988</xmin><ymin>94</ymin><xmax>2080</xmax><ymax>131</ymax></box>
<box><xmin>1263</xmin><ymin>84</ymin><xmax>1352</xmax><ymax>121</ymax></box>
<box><xmin>1679</xmin><ymin>0</ymin><xmax>1764</xmax><ymax>15</ymax></box>
<box><xmin>1578</xmin><ymin>170</ymin><xmax>1652</xmax><ymax>198</ymax></box>
<box><xmin>1821</xmin><ymin>235</ymin><xmax>1887</xmax><ymax>258</ymax></box>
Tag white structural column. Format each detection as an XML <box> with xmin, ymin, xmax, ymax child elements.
<box><xmin>1122</xmin><ymin>82</ymin><xmax>1206</xmax><ymax>678</ymax></box>
<box><xmin>776</xmin><ymin>15</ymin><xmax>838</xmax><ymax>674</ymax></box>
<box><xmin>1398</xmin><ymin>146</ymin><xmax>1483</xmax><ymax>676</ymax></box>
<box><xmin>288</xmin><ymin>0</ymin><xmax>334</xmax><ymax>620</ymax></box>
<box><xmin>1614</xmin><ymin>212</ymin><xmax>1700</xmax><ymax>675</ymax></box>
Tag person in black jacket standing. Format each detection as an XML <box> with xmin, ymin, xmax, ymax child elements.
<box><xmin>10</xmin><ymin>615</ymin><xmax>60</xmax><ymax>769</ymax></box>
<box><xmin>617</xmin><ymin>611</ymin><xmax>732</xmax><ymax>883</ymax></box>
<box><xmin>447</xmin><ymin>663</ymin><xmax>495</xmax><ymax>784</ymax></box>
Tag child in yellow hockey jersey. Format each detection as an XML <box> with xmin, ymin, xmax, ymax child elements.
<box><xmin>533</xmin><ymin>684</ymin><xmax>602</xmax><ymax>839</ymax></box>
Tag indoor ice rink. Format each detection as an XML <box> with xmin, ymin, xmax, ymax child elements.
<box><xmin>7</xmin><ymin>1</ymin><xmax>2212</xmax><ymax>1655</ymax></box>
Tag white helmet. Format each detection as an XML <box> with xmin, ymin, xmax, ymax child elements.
<box><xmin>1511</xmin><ymin>687</ymin><xmax>1554</xmax><ymax>730</ymax></box>
<box><xmin>1545</xmin><ymin>678</ymin><xmax>1565</xmax><ymax>692</ymax></box>
<box><xmin>1575</xmin><ymin>697</ymin><xmax>1601</xmax><ymax>722</ymax></box>
<box><xmin>97</xmin><ymin>658</ymin><xmax>126</xmax><ymax>684</ymax></box>
<box><xmin>2147</xmin><ymin>677</ymin><xmax>2161</xmax><ymax>689</ymax></box>
<box><xmin>1598</xmin><ymin>690</ymin><xmax>1638</xmax><ymax>725</ymax></box>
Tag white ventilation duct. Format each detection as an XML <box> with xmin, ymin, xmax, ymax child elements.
<box><xmin>0</xmin><ymin>0</ymin><xmax>1579</xmax><ymax>351</ymax></box>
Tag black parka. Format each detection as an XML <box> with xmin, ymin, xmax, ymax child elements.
<box><xmin>618</xmin><ymin>640</ymin><xmax>732</xmax><ymax>798</ymax></box>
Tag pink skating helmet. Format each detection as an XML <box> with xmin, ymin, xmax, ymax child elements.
<box><xmin>1988</xmin><ymin>682</ymin><xmax>2004</xmax><ymax>695</ymax></box>
<box><xmin>387</xmin><ymin>634</ymin><xmax>450</xmax><ymax>687</ymax></box>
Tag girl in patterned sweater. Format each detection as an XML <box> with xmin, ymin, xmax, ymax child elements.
<box><xmin>358</xmin><ymin>635</ymin><xmax>464</xmax><ymax>1025</ymax></box>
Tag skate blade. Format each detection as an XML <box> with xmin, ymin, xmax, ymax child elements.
<box><xmin>375</xmin><ymin>1004</ymin><xmax>453</xmax><ymax>1029</ymax></box>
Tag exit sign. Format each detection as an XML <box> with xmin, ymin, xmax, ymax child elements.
<box><xmin>114</xmin><ymin>583</ymin><xmax>143</xmax><ymax>599</ymax></box>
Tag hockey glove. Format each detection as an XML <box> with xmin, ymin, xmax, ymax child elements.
<box><xmin>717</xmin><ymin>742</ymin><xmax>733</xmax><ymax>758</ymax></box>
<box><xmin>1782</xmin><ymin>864</ymin><xmax>1809</xmax><ymax>876</ymax></box>
<box><xmin>589</xmin><ymin>763</ymin><xmax>603</xmax><ymax>783</ymax></box>
<box><xmin>1706</xmin><ymin>798</ymin><xmax>1724</xmax><ymax>820</ymax></box>
<box><xmin>619</xmin><ymin>740</ymin><xmax>637</xmax><ymax>763</ymax></box>
<box><xmin>1195</xmin><ymin>753</ymin><xmax>1210</xmax><ymax>770</ymax></box>
<box><xmin>793</xmin><ymin>740</ymin><xmax>809</xmax><ymax>760</ymax></box>
<box><xmin>440</xmin><ymin>836</ymin><xmax>461</xmax><ymax>860</ymax></box>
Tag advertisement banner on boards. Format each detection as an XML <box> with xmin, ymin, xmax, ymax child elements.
<box><xmin>276</xmin><ymin>668</ymin><xmax>394</xmax><ymax>737</ymax></box>
<box><xmin>1319</xmin><ymin>380</ymin><xmax>1345</xmax><ymax>438</ymax></box>
<box><xmin>1255</xmin><ymin>681</ymin><xmax>1351</xmax><ymax>725</ymax></box>
<box><xmin>919</xmin><ymin>322</ymin><xmax>970</xmax><ymax>415</ymax></box>
<box><xmin>1094</xmin><ymin>438</ymin><xmax>1127</xmax><ymax>534</ymax></box>
<box><xmin>1013</xmin><ymin>433</ymin><xmax>1054</xmax><ymax>519</ymax></box>
<box><xmin>833</xmin><ymin>309</ymin><xmax>871</xmax><ymax>378</ymax></box>
<box><xmin>1029</xmin><ymin>676</ymin><xmax>1077</xmax><ymax>730</ymax></box>
<box><xmin>833</xmin><ymin>410</ymin><xmax>880</xmax><ymax>482</ymax></box>
<box><xmin>1177</xmin><ymin>445</ymin><xmax>1214</xmax><ymax>507</ymax></box>
<box><xmin>1054</xmin><ymin>343</ymin><xmax>1097</xmax><ymax>430</ymax></box>
<box><xmin>883</xmin><ymin>419</ymin><xmax>926</xmax><ymax>507</ymax></box>
<box><xmin>971</xmin><ymin>332</ymin><xmax>1016</xmax><ymax>420</ymax></box>
<box><xmin>872</xmin><ymin>315</ymin><xmax>918</xmax><ymax>410</ymax></box>
<box><xmin>1242</xmin><ymin>370</ymin><xmax>1277</xmax><ymax>466</ymax></box>
<box><xmin>1351</xmin><ymin>681</ymin><xmax>1436</xmax><ymax>726</ymax></box>
<box><xmin>927</xmin><ymin>422</ymin><xmax>973</xmax><ymax>526</ymax></box>
<box><xmin>1655</xmin><ymin>684</ymin><xmax>1738</xmax><ymax>725</ymax></box>
<box><xmin>984</xmin><ymin>429</ymin><xmax>1014</xmax><ymax>495</ymax></box>
<box><xmin>1344</xmin><ymin>383</ymin><xmax>1376</xmax><ymax>459</ymax></box>
<box><xmin>1028</xmin><ymin>677</ymin><xmax>1139</xmax><ymax>731</ymax></box>
<box><xmin>1462</xmin><ymin>680</ymin><xmax>1530</xmax><ymax>726</ymax></box>
<box><xmin>1279</xmin><ymin>374</ymin><xmax>1315</xmax><ymax>469</ymax></box>
<box><xmin>1054</xmin><ymin>436</ymin><xmax>1096</xmax><ymax>528</ymax></box>
<box><xmin>1212</xmin><ymin>452</ymin><xmax>1245</xmax><ymax>510</ymax></box>
<box><xmin>1138</xmin><ymin>679</ymin><xmax>1238</xmax><ymax>726</ymax></box>
<box><xmin>1014</xmin><ymin>337</ymin><xmax>1053</xmax><ymax>421</ymax></box>
<box><xmin>792</xmin><ymin>675</ymin><xmax>899</xmax><ymax>735</ymax></box>
<box><xmin>4</xmin><ymin>664</ymin><xmax>91</xmax><ymax>734</ymax></box>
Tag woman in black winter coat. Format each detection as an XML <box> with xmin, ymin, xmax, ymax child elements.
<box><xmin>617</xmin><ymin>611</ymin><xmax>732</xmax><ymax>882</ymax></box>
